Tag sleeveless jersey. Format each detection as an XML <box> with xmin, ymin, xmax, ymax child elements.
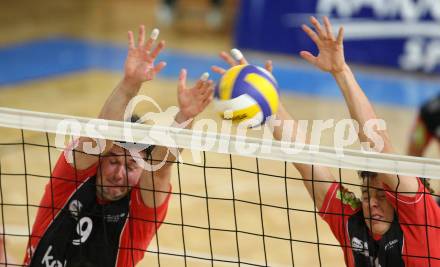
<box><xmin>320</xmin><ymin>179</ymin><xmax>440</xmax><ymax>266</ymax></box>
<box><xmin>347</xmin><ymin>210</ymin><xmax>404</xmax><ymax>266</ymax></box>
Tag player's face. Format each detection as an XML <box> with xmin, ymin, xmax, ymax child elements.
<box><xmin>96</xmin><ymin>145</ymin><xmax>144</xmax><ymax>201</ymax></box>
<box><xmin>361</xmin><ymin>177</ymin><xmax>395</xmax><ymax>236</ymax></box>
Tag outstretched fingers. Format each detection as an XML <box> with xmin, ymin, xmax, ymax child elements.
<box><xmin>192</xmin><ymin>72</ymin><xmax>210</xmax><ymax>91</ymax></box>
<box><xmin>211</xmin><ymin>65</ymin><xmax>226</xmax><ymax>75</ymax></box>
<box><xmin>323</xmin><ymin>16</ymin><xmax>335</xmax><ymax>40</ymax></box>
<box><xmin>137</xmin><ymin>25</ymin><xmax>146</xmax><ymax>48</ymax></box>
<box><xmin>178</xmin><ymin>69</ymin><xmax>187</xmax><ymax>93</ymax></box>
<box><xmin>149</xmin><ymin>40</ymin><xmax>166</xmax><ymax>62</ymax></box>
<box><xmin>213</xmin><ymin>48</ymin><xmax>250</xmax><ymax>75</ymax></box>
<box><xmin>153</xmin><ymin>61</ymin><xmax>167</xmax><ymax>74</ymax></box>
<box><xmin>265</xmin><ymin>60</ymin><xmax>273</xmax><ymax>73</ymax></box>
<box><xmin>196</xmin><ymin>81</ymin><xmax>214</xmax><ymax>102</ymax></box>
<box><xmin>189</xmin><ymin>72</ymin><xmax>212</xmax><ymax>96</ymax></box>
<box><xmin>302</xmin><ymin>24</ymin><xmax>320</xmax><ymax>45</ymax></box>
<box><xmin>128</xmin><ymin>31</ymin><xmax>135</xmax><ymax>50</ymax></box>
<box><xmin>220</xmin><ymin>51</ymin><xmax>238</xmax><ymax>66</ymax></box>
<box><xmin>231</xmin><ymin>48</ymin><xmax>248</xmax><ymax>65</ymax></box>
<box><xmin>310</xmin><ymin>16</ymin><xmax>327</xmax><ymax>39</ymax></box>
<box><xmin>337</xmin><ymin>27</ymin><xmax>344</xmax><ymax>45</ymax></box>
<box><xmin>198</xmin><ymin>79</ymin><xmax>214</xmax><ymax>109</ymax></box>
<box><xmin>299</xmin><ymin>51</ymin><xmax>317</xmax><ymax>66</ymax></box>
<box><xmin>145</xmin><ymin>28</ymin><xmax>159</xmax><ymax>51</ymax></box>
<box><xmin>129</xmin><ymin>26</ymin><xmax>162</xmax><ymax>51</ymax></box>
<box><xmin>201</xmin><ymin>87</ymin><xmax>214</xmax><ymax>109</ymax></box>
<box><xmin>197</xmin><ymin>79</ymin><xmax>213</xmax><ymax>97</ymax></box>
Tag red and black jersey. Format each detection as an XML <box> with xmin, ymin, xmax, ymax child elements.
<box><xmin>24</xmin><ymin>153</ymin><xmax>171</xmax><ymax>267</ymax></box>
<box><xmin>320</xmin><ymin>179</ymin><xmax>440</xmax><ymax>267</ymax></box>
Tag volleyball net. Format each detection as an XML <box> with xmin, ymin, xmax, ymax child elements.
<box><xmin>0</xmin><ymin>107</ymin><xmax>439</xmax><ymax>266</ymax></box>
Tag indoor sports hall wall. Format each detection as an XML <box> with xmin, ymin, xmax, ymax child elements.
<box><xmin>235</xmin><ymin>0</ymin><xmax>440</xmax><ymax>73</ymax></box>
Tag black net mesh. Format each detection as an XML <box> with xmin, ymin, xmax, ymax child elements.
<box><xmin>0</xmin><ymin>121</ymin><xmax>439</xmax><ymax>267</ymax></box>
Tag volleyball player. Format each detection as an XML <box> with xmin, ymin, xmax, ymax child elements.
<box><xmin>407</xmin><ymin>93</ymin><xmax>440</xmax><ymax>156</ymax></box>
<box><xmin>24</xmin><ymin>26</ymin><xmax>213</xmax><ymax>267</ymax></box>
<box><xmin>407</xmin><ymin>94</ymin><xmax>440</xmax><ymax>205</ymax></box>
<box><xmin>212</xmin><ymin>17</ymin><xmax>440</xmax><ymax>267</ymax></box>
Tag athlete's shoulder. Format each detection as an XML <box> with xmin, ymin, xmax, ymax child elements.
<box><xmin>321</xmin><ymin>183</ymin><xmax>361</xmax><ymax>222</ymax></box>
<box><xmin>52</xmin><ymin>153</ymin><xmax>98</xmax><ymax>182</ymax></box>
<box><xmin>336</xmin><ymin>185</ymin><xmax>362</xmax><ymax>211</ymax></box>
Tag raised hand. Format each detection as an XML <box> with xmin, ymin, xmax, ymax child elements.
<box><xmin>177</xmin><ymin>69</ymin><xmax>214</xmax><ymax>122</ymax></box>
<box><xmin>211</xmin><ymin>49</ymin><xmax>273</xmax><ymax>75</ymax></box>
<box><xmin>124</xmin><ymin>25</ymin><xmax>167</xmax><ymax>86</ymax></box>
<box><xmin>300</xmin><ymin>16</ymin><xmax>346</xmax><ymax>74</ymax></box>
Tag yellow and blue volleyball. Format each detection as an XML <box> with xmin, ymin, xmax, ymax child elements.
<box><xmin>214</xmin><ymin>64</ymin><xmax>279</xmax><ymax>127</ymax></box>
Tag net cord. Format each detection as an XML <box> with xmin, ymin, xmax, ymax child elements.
<box><xmin>1</xmin><ymin>107</ymin><xmax>439</xmax><ymax>179</ymax></box>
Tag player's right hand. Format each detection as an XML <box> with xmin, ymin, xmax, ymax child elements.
<box><xmin>123</xmin><ymin>25</ymin><xmax>167</xmax><ymax>87</ymax></box>
<box><xmin>300</xmin><ymin>16</ymin><xmax>346</xmax><ymax>75</ymax></box>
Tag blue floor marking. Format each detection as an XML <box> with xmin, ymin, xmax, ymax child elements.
<box><xmin>1</xmin><ymin>37</ymin><xmax>439</xmax><ymax>108</ymax></box>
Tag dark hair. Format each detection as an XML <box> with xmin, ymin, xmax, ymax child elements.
<box><xmin>357</xmin><ymin>171</ymin><xmax>434</xmax><ymax>194</ymax></box>
<box><xmin>420</xmin><ymin>178</ymin><xmax>435</xmax><ymax>194</ymax></box>
<box><xmin>112</xmin><ymin>114</ymin><xmax>155</xmax><ymax>159</ymax></box>
<box><xmin>358</xmin><ymin>171</ymin><xmax>378</xmax><ymax>179</ymax></box>
<box><xmin>130</xmin><ymin>114</ymin><xmax>140</xmax><ymax>123</ymax></box>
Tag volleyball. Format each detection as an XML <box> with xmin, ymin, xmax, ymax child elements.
<box><xmin>214</xmin><ymin>64</ymin><xmax>279</xmax><ymax>127</ymax></box>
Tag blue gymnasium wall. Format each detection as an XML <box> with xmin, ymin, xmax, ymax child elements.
<box><xmin>0</xmin><ymin>37</ymin><xmax>439</xmax><ymax>108</ymax></box>
<box><xmin>235</xmin><ymin>0</ymin><xmax>440</xmax><ymax>73</ymax></box>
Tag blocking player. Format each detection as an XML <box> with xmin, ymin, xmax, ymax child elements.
<box><xmin>212</xmin><ymin>17</ymin><xmax>440</xmax><ymax>267</ymax></box>
<box><xmin>407</xmin><ymin>94</ymin><xmax>440</xmax><ymax>205</ymax></box>
<box><xmin>24</xmin><ymin>26</ymin><xmax>213</xmax><ymax>267</ymax></box>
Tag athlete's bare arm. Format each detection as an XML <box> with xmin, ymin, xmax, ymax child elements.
<box><xmin>140</xmin><ymin>70</ymin><xmax>214</xmax><ymax>207</ymax></box>
<box><xmin>72</xmin><ymin>26</ymin><xmax>166</xmax><ymax>171</ymax></box>
<box><xmin>211</xmin><ymin>50</ymin><xmax>334</xmax><ymax>210</ymax></box>
<box><xmin>301</xmin><ymin>16</ymin><xmax>419</xmax><ymax>195</ymax></box>
<box><xmin>273</xmin><ymin>103</ymin><xmax>335</xmax><ymax>209</ymax></box>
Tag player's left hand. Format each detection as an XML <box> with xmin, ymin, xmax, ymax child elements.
<box><xmin>300</xmin><ymin>16</ymin><xmax>346</xmax><ymax>74</ymax></box>
<box><xmin>176</xmin><ymin>69</ymin><xmax>214</xmax><ymax>122</ymax></box>
<box><xmin>211</xmin><ymin>49</ymin><xmax>273</xmax><ymax>74</ymax></box>
<box><xmin>123</xmin><ymin>25</ymin><xmax>167</xmax><ymax>87</ymax></box>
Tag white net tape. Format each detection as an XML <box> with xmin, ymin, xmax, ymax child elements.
<box><xmin>0</xmin><ymin>107</ymin><xmax>439</xmax><ymax>179</ymax></box>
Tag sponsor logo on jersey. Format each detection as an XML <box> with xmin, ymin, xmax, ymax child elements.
<box><xmin>41</xmin><ymin>245</ymin><xmax>66</xmax><ymax>267</ymax></box>
<box><xmin>336</xmin><ymin>188</ymin><xmax>361</xmax><ymax>210</ymax></box>
<box><xmin>104</xmin><ymin>213</ymin><xmax>126</xmax><ymax>223</ymax></box>
<box><xmin>68</xmin><ymin>199</ymin><xmax>82</xmax><ymax>219</ymax></box>
<box><xmin>351</xmin><ymin>237</ymin><xmax>370</xmax><ymax>257</ymax></box>
<box><xmin>384</xmin><ymin>239</ymin><xmax>399</xmax><ymax>251</ymax></box>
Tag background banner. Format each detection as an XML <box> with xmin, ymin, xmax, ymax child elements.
<box><xmin>235</xmin><ymin>0</ymin><xmax>440</xmax><ymax>73</ymax></box>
